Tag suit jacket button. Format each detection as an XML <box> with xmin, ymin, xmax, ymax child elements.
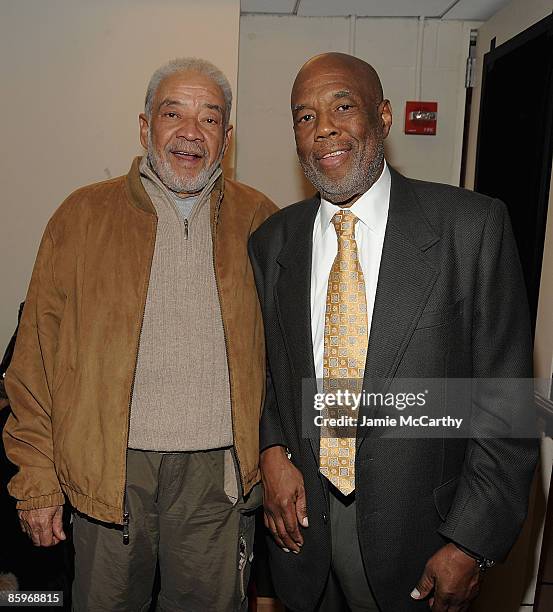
<box><xmin>322</xmin><ymin>512</ymin><xmax>328</xmax><ymax>524</ymax></box>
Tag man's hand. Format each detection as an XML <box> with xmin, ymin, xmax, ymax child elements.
<box><xmin>260</xmin><ymin>445</ymin><xmax>308</xmax><ymax>553</ymax></box>
<box><xmin>18</xmin><ymin>505</ymin><xmax>66</xmax><ymax>547</ymax></box>
<box><xmin>411</xmin><ymin>543</ymin><xmax>482</xmax><ymax>611</ymax></box>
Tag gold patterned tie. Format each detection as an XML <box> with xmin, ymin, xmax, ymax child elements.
<box><xmin>319</xmin><ymin>210</ymin><xmax>368</xmax><ymax>496</ymax></box>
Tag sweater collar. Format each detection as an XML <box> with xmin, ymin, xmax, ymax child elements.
<box><xmin>125</xmin><ymin>156</ymin><xmax>224</xmax><ymax>218</ymax></box>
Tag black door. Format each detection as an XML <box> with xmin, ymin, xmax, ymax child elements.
<box><xmin>474</xmin><ymin>14</ymin><xmax>553</xmax><ymax>332</ymax></box>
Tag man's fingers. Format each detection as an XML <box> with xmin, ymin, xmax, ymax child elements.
<box><xmin>431</xmin><ymin>583</ymin><xmax>464</xmax><ymax>612</ymax></box>
<box><xmin>38</xmin><ymin>531</ymin><xmax>56</xmax><ymax>547</ymax></box>
<box><xmin>295</xmin><ymin>486</ymin><xmax>309</xmax><ymax>528</ymax></box>
<box><xmin>28</xmin><ymin>525</ymin><xmax>41</xmax><ymax>547</ymax></box>
<box><xmin>260</xmin><ymin>446</ymin><xmax>308</xmax><ymax>554</ymax></box>
<box><xmin>52</xmin><ymin>507</ymin><xmax>66</xmax><ymax>541</ymax></box>
<box><xmin>429</xmin><ymin>592</ymin><xmax>449</xmax><ymax>612</ymax></box>
<box><xmin>36</xmin><ymin>521</ymin><xmax>56</xmax><ymax>547</ymax></box>
<box><xmin>431</xmin><ymin>593</ymin><xmax>466</xmax><ymax>612</ymax></box>
<box><xmin>282</xmin><ymin>504</ymin><xmax>303</xmax><ymax>547</ymax></box>
<box><xmin>18</xmin><ymin>506</ymin><xmax>64</xmax><ymax>547</ymax></box>
<box><xmin>266</xmin><ymin>515</ymin><xmax>288</xmax><ymax>551</ymax></box>
<box><xmin>431</xmin><ymin>592</ymin><xmax>470</xmax><ymax>612</ymax></box>
<box><xmin>19</xmin><ymin>518</ymin><xmax>40</xmax><ymax>546</ymax></box>
<box><xmin>265</xmin><ymin>513</ymin><xmax>276</xmax><ymax>537</ymax></box>
<box><xmin>411</xmin><ymin>567</ymin><xmax>435</xmax><ymax>601</ymax></box>
<box><xmin>20</xmin><ymin>520</ymin><xmax>33</xmax><ymax>542</ymax></box>
<box><xmin>274</xmin><ymin>514</ymin><xmax>301</xmax><ymax>552</ymax></box>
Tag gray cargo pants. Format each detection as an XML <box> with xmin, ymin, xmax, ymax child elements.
<box><xmin>72</xmin><ymin>448</ymin><xmax>260</xmax><ymax>612</ymax></box>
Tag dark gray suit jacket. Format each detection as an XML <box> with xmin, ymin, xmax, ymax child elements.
<box><xmin>248</xmin><ymin>168</ymin><xmax>538</xmax><ymax>612</ymax></box>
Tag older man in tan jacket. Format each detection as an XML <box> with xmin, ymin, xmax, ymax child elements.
<box><xmin>4</xmin><ymin>57</ymin><xmax>276</xmax><ymax>611</ymax></box>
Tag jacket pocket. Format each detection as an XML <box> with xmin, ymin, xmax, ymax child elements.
<box><xmin>433</xmin><ymin>476</ymin><xmax>460</xmax><ymax>521</ymax></box>
<box><xmin>416</xmin><ymin>299</ymin><xmax>463</xmax><ymax>330</ymax></box>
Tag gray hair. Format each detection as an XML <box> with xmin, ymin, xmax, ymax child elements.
<box><xmin>144</xmin><ymin>57</ymin><xmax>232</xmax><ymax>125</ymax></box>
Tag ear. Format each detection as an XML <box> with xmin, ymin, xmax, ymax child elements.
<box><xmin>380</xmin><ymin>100</ymin><xmax>393</xmax><ymax>139</ymax></box>
<box><xmin>221</xmin><ymin>124</ymin><xmax>233</xmax><ymax>157</ymax></box>
<box><xmin>139</xmin><ymin>113</ymin><xmax>149</xmax><ymax>150</ymax></box>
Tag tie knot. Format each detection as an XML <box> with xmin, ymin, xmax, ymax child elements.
<box><xmin>332</xmin><ymin>210</ymin><xmax>358</xmax><ymax>238</ymax></box>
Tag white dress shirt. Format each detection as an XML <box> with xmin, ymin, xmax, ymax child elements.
<box><xmin>311</xmin><ymin>162</ymin><xmax>391</xmax><ymax>380</ymax></box>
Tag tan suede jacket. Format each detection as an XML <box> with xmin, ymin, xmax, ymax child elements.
<box><xmin>4</xmin><ymin>157</ymin><xmax>277</xmax><ymax>524</ymax></box>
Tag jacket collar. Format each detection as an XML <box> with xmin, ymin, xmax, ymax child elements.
<box><xmin>275</xmin><ymin>197</ymin><xmax>319</xmax><ymax>269</ymax></box>
<box><xmin>125</xmin><ymin>156</ymin><xmax>225</xmax><ymax>224</ymax></box>
<box><xmin>387</xmin><ymin>166</ymin><xmax>439</xmax><ymax>252</ymax></box>
<box><xmin>125</xmin><ymin>157</ymin><xmax>156</xmax><ymax>214</ymax></box>
<box><xmin>357</xmin><ymin>168</ymin><xmax>441</xmax><ymax>445</ymax></box>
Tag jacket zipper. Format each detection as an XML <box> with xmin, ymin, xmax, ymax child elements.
<box><xmin>184</xmin><ymin>218</ymin><xmax>189</xmax><ymax>240</ymax></box>
<box><xmin>211</xmin><ymin>189</ymin><xmax>245</xmax><ymax>494</ymax></box>
<box><xmin>122</xmin><ymin>216</ymin><xmax>157</xmax><ymax>544</ymax></box>
<box><xmin>122</xmin><ymin>506</ymin><xmax>130</xmax><ymax>545</ymax></box>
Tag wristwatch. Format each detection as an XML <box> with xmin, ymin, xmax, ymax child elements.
<box><xmin>454</xmin><ymin>543</ymin><xmax>495</xmax><ymax>572</ymax></box>
<box><xmin>475</xmin><ymin>557</ymin><xmax>496</xmax><ymax>571</ymax></box>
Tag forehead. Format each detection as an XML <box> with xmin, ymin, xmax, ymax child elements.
<box><xmin>154</xmin><ymin>70</ymin><xmax>225</xmax><ymax>105</ymax></box>
<box><xmin>292</xmin><ymin>68</ymin><xmax>371</xmax><ymax>108</ymax></box>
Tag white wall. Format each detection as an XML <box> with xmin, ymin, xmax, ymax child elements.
<box><xmin>236</xmin><ymin>15</ymin><xmax>476</xmax><ymax>207</ymax></box>
<box><xmin>236</xmin><ymin>16</ymin><xmax>350</xmax><ymax>207</ymax></box>
<box><xmin>0</xmin><ymin>0</ymin><xmax>240</xmax><ymax>352</ymax></box>
<box><xmin>463</xmin><ymin>1</ymin><xmax>553</xmax><ymax>609</ymax></box>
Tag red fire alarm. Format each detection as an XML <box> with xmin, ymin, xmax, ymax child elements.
<box><xmin>405</xmin><ymin>101</ymin><xmax>438</xmax><ymax>135</ymax></box>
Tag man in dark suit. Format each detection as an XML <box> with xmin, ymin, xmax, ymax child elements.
<box><xmin>248</xmin><ymin>53</ymin><xmax>538</xmax><ymax>612</ymax></box>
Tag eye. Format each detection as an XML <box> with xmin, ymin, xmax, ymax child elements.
<box><xmin>163</xmin><ymin>112</ymin><xmax>179</xmax><ymax>119</ymax></box>
<box><xmin>296</xmin><ymin>113</ymin><xmax>314</xmax><ymax>124</ymax></box>
<box><xmin>205</xmin><ymin>117</ymin><xmax>218</xmax><ymax>124</ymax></box>
<box><xmin>337</xmin><ymin>104</ymin><xmax>353</xmax><ymax>111</ymax></box>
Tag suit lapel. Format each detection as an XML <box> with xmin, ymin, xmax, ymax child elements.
<box><xmin>358</xmin><ymin>169</ymin><xmax>440</xmax><ymax>446</ymax></box>
<box><xmin>274</xmin><ymin>198</ymin><xmax>320</xmax><ymax>462</ymax></box>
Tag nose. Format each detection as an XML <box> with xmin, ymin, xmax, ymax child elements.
<box><xmin>315</xmin><ymin>110</ymin><xmax>340</xmax><ymax>140</ymax></box>
<box><xmin>175</xmin><ymin>116</ymin><xmax>203</xmax><ymax>141</ymax></box>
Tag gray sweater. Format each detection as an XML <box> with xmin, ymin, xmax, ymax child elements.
<box><xmin>128</xmin><ymin>157</ymin><xmax>233</xmax><ymax>451</ymax></box>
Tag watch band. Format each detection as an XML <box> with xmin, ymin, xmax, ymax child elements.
<box><xmin>453</xmin><ymin>543</ymin><xmax>495</xmax><ymax>571</ymax></box>
<box><xmin>476</xmin><ymin>557</ymin><xmax>495</xmax><ymax>571</ymax></box>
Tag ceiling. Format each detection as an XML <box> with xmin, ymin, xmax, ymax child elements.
<box><xmin>240</xmin><ymin>0</ymin><xmax>511</xmax><ymax>20</ymax></box>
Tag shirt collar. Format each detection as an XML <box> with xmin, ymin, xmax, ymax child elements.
<box><xmin>319</xmin><ymin>160</ymin><xmax>391</xmax><ymax>236</ymax></box>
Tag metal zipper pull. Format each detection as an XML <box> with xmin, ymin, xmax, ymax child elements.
<box><xmin>238</xmin><ymin>536</ymin><xmax>247</xmax><ymax>571</ymax></box>
<box><xmin>184</xmin><ymin>218</ymin><xmax>189</xmax><ymax>240</ymax></box>
<box><xmin>123</xmin><ymin>508</ymin><xmax>130</xmax><ymax>545</ymax></box>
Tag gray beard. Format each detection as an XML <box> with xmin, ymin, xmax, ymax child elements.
<box><xmin>300</xmin><ymin>140</ymin><xmax>385</xmax><ymax>204</ymax></box>
<box><xmin>147</xmin><ymin>132</ymin><xmax>219</xmax><ymax>195</ymax></box>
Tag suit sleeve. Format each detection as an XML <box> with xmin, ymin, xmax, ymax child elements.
<box><xmin>3</xmin><ymin>224</ymin><xmax>66</xmax><ymax>510</ymax></box>
<box><xmin>437</xmin><ymin>199</ymin><xmax>538</xmax><ymax>561</ymax></box>
<box><xmin>248</xmin><ymin>234</ymin><xmax>286</xmax><ymax>451</ymax></box>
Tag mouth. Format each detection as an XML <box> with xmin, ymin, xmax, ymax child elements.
<box><xmin>316</xmin><ymin>146</ymin><xmax>352</xmax><ymax>169</ymax></box>
<box><xmin>170</xmin><ymin>149</ymin><xmax>205</xmax><ymax>167</ymax></box>
<box><xmin>319</xmin><ymin>149</ymin><xmax>348</xmax><ymax>159</ymax></box>
<box><xmin>171</xmin><ymin>150</ymin><xmax>203</xmax><ymax>159</ymax></box>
